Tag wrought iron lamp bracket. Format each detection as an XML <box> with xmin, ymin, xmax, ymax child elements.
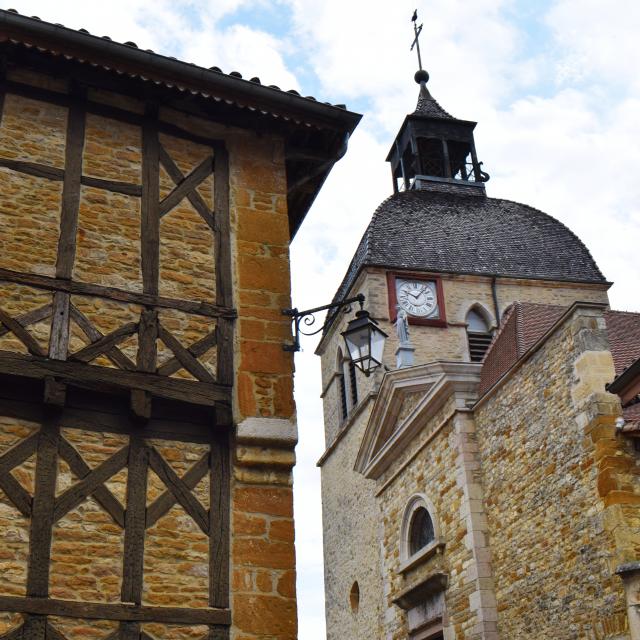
<box><xmin>282</xmin><ymin>294</ymin><xmax>366</xmax><ymax>352</ymax></box>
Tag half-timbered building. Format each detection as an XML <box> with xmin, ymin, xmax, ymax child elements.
<box><xmin>0</xmin><ymin>10</ymin><xmax>360</xmax><ymax>640</ymax></box>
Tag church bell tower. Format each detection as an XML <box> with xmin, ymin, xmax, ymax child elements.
<box><xmin>387</xmin><ymin>69</ymin><xmax>490</xmax><ymax>193</ymax></box>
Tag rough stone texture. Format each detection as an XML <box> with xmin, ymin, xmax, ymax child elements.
<box><xmin>318</xmin><ymin>266</ymin><xmax>610</xmax><ymax>639</ymax></box>
<box><xmin>0</xmin><ymin>66</ymin><xmax>299</xmax><ymax>640</ymax></box>
<box><xmin>319</xmin><ymin>269</ymin><xmax>609</xmax><ymax>449</ymax></box>
<box><xmin>474</xmin><ymin>306</ymin><xmax>631</xmax><ymax>639</ymax></box>
<box><xmin>320</xmin><ymin>402</ymin><xmax>384</xmax><ymax>640</ymax></box>
<box><xmin>375</xmin><ymin>398</ymin><xmax>477</xmax><ymax>640</ymax></box>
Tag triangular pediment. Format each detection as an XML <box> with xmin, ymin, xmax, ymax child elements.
<box><xmin>355</xmin><ymin>361</ymin><xmax>481</xmax><ymax>479</ymax></box>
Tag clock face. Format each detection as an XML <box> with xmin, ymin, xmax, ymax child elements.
<box><xmin>396</xmin><ymin>279</ymin><xmax>439</xmax><ymax>318</ymax></box>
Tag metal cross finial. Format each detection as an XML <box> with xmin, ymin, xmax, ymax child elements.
<box><xmin>410</xmin><ymin>9</ymin><xmax>424</xmax><ymax>71</ymax></box>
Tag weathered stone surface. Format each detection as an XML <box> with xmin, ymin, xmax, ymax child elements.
<box><xmin>0</xmin><ymin>64</ymin><xmax>299</xmax><ymax>640</ymax></box>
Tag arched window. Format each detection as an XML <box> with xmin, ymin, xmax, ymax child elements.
<box><xmin>409</xmin><ymin>507</ymin><xmax>435</xmax><ymax>555</ymax></box>
<box><xmin>466</xmin><ymin>307</ymin><xmax>493</xmax><ymax>362</ymax></box>
<box><xmin>401</xmin><ymin>494</ymin><xmax>439</xmax><ymax>562</ymax></box>
<box><xmin>336</xmin><ymin>349</ymin><xmax>348</xmax><ymax>423</ymax></box>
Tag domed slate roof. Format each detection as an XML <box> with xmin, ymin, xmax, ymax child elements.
<box><xmin>332</xmin><ymin>190</ymin><xmax>607</xmax><ymax>304</ymax></box>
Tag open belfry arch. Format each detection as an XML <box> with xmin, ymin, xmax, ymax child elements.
<box><xmin>0</xmin><ymin>9</ymin><xmax>360</xmax><ymax>640</ymax></box>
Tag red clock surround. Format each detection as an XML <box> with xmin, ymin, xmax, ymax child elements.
<box><xmin>387</xmin><ymin>272</ymin><xmax>447</xmax><ymax>327</ymax></box>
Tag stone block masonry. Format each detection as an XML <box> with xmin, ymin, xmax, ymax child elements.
<box><xmin>474</xmin><ymin>306</ymin><xmax>630</xmax><ymax>639</ymax></box>
<box><xmin>0</xmin><ymin>59</ymin><xmax>299</xmax><ymax>640</ymax></box>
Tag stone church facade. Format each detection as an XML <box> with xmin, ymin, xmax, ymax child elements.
<box><xmin>317</xmin><ymin>71</ymin><xmax>640</xmax><ymax>638</ymax></box>
<box><xmin>0</xmin><ymin>10</ymin><xmax>360</xmax><ymax>640</ymax></box>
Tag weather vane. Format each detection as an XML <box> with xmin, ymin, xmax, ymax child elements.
<box><xmin>410</xmin><ymin>10</ymin><xmax>424</xmax><ymax>71</ymax></box>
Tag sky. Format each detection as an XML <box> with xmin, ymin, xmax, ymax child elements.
<box><xmin>2</xmin><ymin>1</ymin><xmax>639</xmax><ymax>638</ymax></box>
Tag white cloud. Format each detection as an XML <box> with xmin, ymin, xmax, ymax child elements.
<box><xmin>1</xmin><ymin>3</ymin><xmax>638</xmax><ymax>639</ymax></box>
<box><xmin>545</xmin><ymin>0</ymin><xmax>640</xmax><ymax>91</ymax></box>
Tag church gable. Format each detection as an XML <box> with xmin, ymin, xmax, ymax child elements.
<box><xmin>355</xmin><ymin>362</ymin><xmax>480</xmax><ymax>479</ymax></box>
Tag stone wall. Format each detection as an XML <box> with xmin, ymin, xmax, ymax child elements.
<box><xmin>320</xmin><ymin>404</ymin><xmax>384</xmax><ymax>640</ymax></box>
<box><xmin>229</xmin><ymin>131</ymin><xmax>298</xmax><ymax>640</ymax></box>
<box><xmin>319</xmin><ymin>268</ymin><xmax>609</xmax><ymax>451</ymax></box>
<box><xmin>0</xmin><ymin>64</ymin><xmax>299</xmax><ymax>640</ymax></box>
<box><xmin>474</xmin><ymin>306</ymin><xmax>630</xmax><ymax>638</ymax></box>
<box><xmin>375</xmin><ymin>398</ymin><xmax>474</xmax><ymax>640</ymax></box>
<box><xmin>318</xmin><ymin>265</ymin><xmax>610</xmax><ymax>640</ymax></box>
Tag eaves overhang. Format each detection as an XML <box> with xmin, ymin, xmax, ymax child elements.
<box><xmin>0</xmin><ymin>9</ymin><xmax>362</xmax><ymax>239</ymax></box>
<box><xmin>355</xmin><ymin>361</ymin><xmax>481</xmax><ymax>480</ymax></box>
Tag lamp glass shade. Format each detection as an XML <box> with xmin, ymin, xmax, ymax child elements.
<box><xmin>342</xmin><ymin>311</ymin><xmax>388</xmax><ymax>376</ymax></box>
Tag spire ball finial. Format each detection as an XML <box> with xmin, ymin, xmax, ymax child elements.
<box><xmin>414</xmin><ymin>69</ymin><xmax>429</xmax><ymax>85</ymax></box>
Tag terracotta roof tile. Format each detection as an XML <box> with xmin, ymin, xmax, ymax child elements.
<box><xmin>478</xmin><ymin>302</ymin><xmax>565</xmax><ymax>396</ymax></box>
<box><xmin>479</xmin><ymin>304</ymin><xmax>640</xmax><ymax>401</ymax></box>
<box><xmin>605</xmin><ymin>311</ymin><xmax>640</xmax><ymax>376</ymax></box>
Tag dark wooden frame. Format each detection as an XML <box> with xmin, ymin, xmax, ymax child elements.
<box><xmin>0</xmin><ymin>56</ymin><xmax>235</xmax><ymax>640</ymax></box>
<box><xmin>387</xmin><ymin>271</ymin><xmax>447</xmax><ymax>327</ymax></box>
<box><xmin>0</xmin><ymin>388</ymin><xmax>231</xmax><ymax>640</ymax></box>
<box><xmin>0</xmin><ymin>74</ymin><xmax>235</xmax><ymax>419</ymax></box>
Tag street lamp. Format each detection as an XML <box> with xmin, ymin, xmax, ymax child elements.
<box><xmin>341</xmin><ymin>308</ymin><xmax>388</xmax><ymax>376</ymax></box>
<box><xmin>282</xmin><ymin>294</ymin><xmax>387</xmax><ymax>377</ymax></box>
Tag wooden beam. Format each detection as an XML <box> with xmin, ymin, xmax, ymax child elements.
<box><xmin>158</xmin><ymin>155</ymin><xmax>214</xmax><ymax>219</ymax></box>
<box><xmin>0</xmin><ymin>307</ymin><xmax>46</xmax><ymax>357</ymax></box>
<box><xmin>121</xmin><ymin>437</ymin><xmax>148</xmax><ymax>605</ymax></box>
<box><xmin>133</xmin><ymin>309</ymin><xmax>158</xmax><ymax>419</ymax></box>
<box><xmin>148</xmin><ymin>447</ymin><xmax>209</xmax><ymax>535</ymax></box>
<box><xmin>0</xmin><ymin>623</ymin><xmax>24</xmax><ymax>640</ymax></box>
<box><xmin>69</xmin><ymin>321</ymin><xmax>138</xmax><ymax>364</ymax></box>
<box><xmin>58</xmin><ymin>436</ymin><xmax>125</xmax><ymax>528</ymax></box>
<box><xmin>208</xmin><ymin>626</ymin><xmax>230</xmax><ymax>640</ymax></box>
<box><xmin>158</xmin><ymin>144</ymin><xmax>215</xmax><ymax>230</ymax></box>
<box><xmin>21</xmin><ymin>615</ymin><xmax>46</xmax><ymax>640</ymax></box>
<box><xmin>0</xmin><ymin>350</ymin><xmax>231</xmax><ymax>407</ymax></box>
<box><xmin>146</xmin><ymin>452</ymin><xmax>209</xmax><ymax>527</ymax></box>
<box><xmin>0</xmin><ymin>158</ymin><xmax>64</xmax><ymax>180</ymax></box>
<box><xmin>69</xmin><ymin>305</ymin><xmax>135</xmax><ymax>371</ymax></box>
<box><xmin>0</xmin><ymin>432</ymin><xmax>38</xmax><ymax>474</ymax></box>
<box><xmin>80</xmin><ymin>175</ymin><xmax>142</xmax><ymax>197</ymax></box>
<box><xmin>0</xmin><ymin>157</ymin><xmax>143</xmax><ymax>196</ymax></box>
<box><xmin>0</xmin><ymin>267</ymin><xmax>236</xmax><ymax>319</ymax></box>
<box><xmin>0</xmin><ymin>594</ymin><xmax>231</xmax><ymax>626</ymax></box>
<box><xmin>157</xmin><ymin>330</ymin><xmax>216</xmax><ymax>378</ymax></box>
<box><xmin>43</xmin><ymin>376</ymin><xmax>66</xmax><ymax>407</ymax></box>
<box><xmin>0</xmin><ymin>304</ymin><xmax>52</xmax><ymax>339</ymax></box>
<box><xmin>0</xmin><ymin>396</ymin><xmax>222</xmax><ymax>445</ymax></box>
<box><xmin>141</xmin><ymin>111</ymin><xmax>160</xmax><ymax>297</ymax></box>
<box><xmin>44</xmin><ymin>622</ymin><xmax>68</xmax><ymax>640</ymax></box>
<box><xmin>55</xmin><ymin>85</ymin><xmax>86</xmax><ymax>279</ymax></box>
<box><xmin>48</xmin><ymin>291</ymin><xmax>70</xmax><ymax>361</ymax></box>
<box><xmin>0</xmin><ymin>472</ymin><xmax>32</xmax><ymax>518</ymax></box>
<box><xmin>209</xmin><ymin>438</ymin><xmax>230</xmax><ymax>609</ymax></box>
<box><xmin>213</xmin><ymin>145</ymin><xmax>234</xmax><ymax>387</ymax></box>
<box><xmin>26</xmin><ymin>419</ymin><xmax>60</xmax><ymax>598</ymax></box>
<box><xmin>53</xmin><ymin>445</ymin><xmax>129</xmax><ymax>523</ymax></box>
<box><xmin>119</xmin><ymin>621</ymin><xmax>140</xmax><ymax>640</ymax></box>
<box><xmin>158</xmin><ymin>324</ymin><xmax>215</xmax><ymax>383</ymax></box>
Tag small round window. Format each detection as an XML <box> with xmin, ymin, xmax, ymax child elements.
<box><xmin>409</xmin><ymin>506</ymin><xmax>435</xmax><ymax>555</ymax></box>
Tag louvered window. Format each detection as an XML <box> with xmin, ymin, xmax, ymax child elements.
<box><xmin>466</xmin><ymin>308</ymin><xmax>493</xmax><ymax>362</ymax></box>
<box><xmin>417</xmin><ymin>137</ymin><xmax>445</xmax><ymax>177</ymax></box>
<box><xmin>348</xmin><ymin>361</ymin><xmax>358</xmax><ymax>406</ymax></box>
<box><xmin>338</xmin><ymin>374</ymin><xmax>348</xmax><ymax>422</ymax></box>
<box><xmin>337</xmin><ymin>349</ymin><xmax>348</xmax><ymax>423</ymax></box>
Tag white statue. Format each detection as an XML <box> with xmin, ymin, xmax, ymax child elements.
<box><xmin>396</xmin><ymin>306</ymin><xmax>410</xmax><ymax>345</ymax></box>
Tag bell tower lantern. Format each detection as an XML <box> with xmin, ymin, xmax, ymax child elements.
<box><xmin>387</xmin><ymin>70</ymin><xmax>490</xmax><ymax>193</ymax></box>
